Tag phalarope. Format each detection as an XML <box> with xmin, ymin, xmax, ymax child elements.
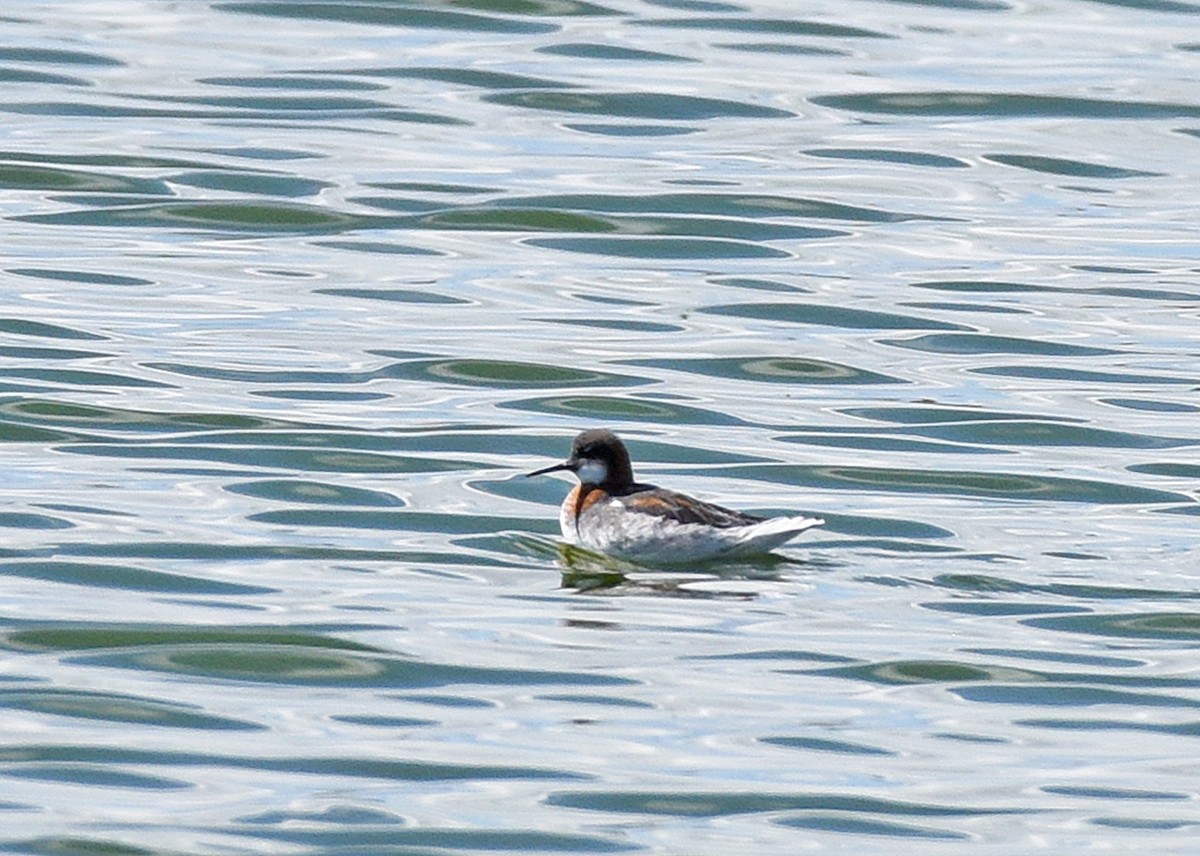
<box><xmin>527</xmin><ymin>428</ymin><xmax>823</xmax><ymax>563</ymax></box>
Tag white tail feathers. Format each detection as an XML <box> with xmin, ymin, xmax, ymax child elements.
<box><xmin>727</xmin><ymin>515</ymin><xmax>825</xmax><ymax>555</ymax></box>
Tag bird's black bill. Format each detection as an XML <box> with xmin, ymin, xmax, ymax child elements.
<box><xmin>526</xmin><ymin>460</ymin><xmax>574</xmax><ymax>478</ymax></box>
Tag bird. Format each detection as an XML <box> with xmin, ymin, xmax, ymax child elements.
<box><xmin>526</xmin><ymin>428</ymin><xmax>823</xmax><ymax>564</ymax></box>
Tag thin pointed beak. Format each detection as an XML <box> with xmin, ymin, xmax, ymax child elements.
<box><xmin>526</xmin><ymin>459</ymin><xmax>576</xmax><ymax>478</ymax></box>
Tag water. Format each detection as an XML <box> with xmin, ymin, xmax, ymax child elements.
<box><xmin>1</xmin><ymin>0</ymin><xmax>1199</xmax><ymax>851</ymax></box>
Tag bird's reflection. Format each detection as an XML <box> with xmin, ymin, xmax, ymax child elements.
<box><xmin>554</xmin><ymin>542</ymin><xmax>808</xmax><ymax>597</ymax></box>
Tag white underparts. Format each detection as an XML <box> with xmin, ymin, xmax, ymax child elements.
<box><xmin>567</xmin><ymin>503</ymin><xmax>824</xmax><ymax>563</ymax></box>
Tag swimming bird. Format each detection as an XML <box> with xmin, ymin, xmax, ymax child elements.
<box><xmin>526</xmin><ymin>428</ymin><xmax>823</xmax><ymax>563</ymax></box>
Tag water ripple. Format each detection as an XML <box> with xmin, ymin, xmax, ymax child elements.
<box><xmin>703</xmin><ymin>464</ymin><xmax>1188</xmax><ymax>504</ymax></box>
<box><xmin>2</xmin><ymin>0</ymin><xmax>1198</xmax><ymax>849</ymax></box>
<box><xmin>0</xmin><ymin>688</ymin><xmax>263</xmax><ymax>731</ymax></box>
<box><xmin>215</xmin><ymin>1</ymin><xmax>568</xmax><ymax>33</ymax></box>
<box><xmin>0</xmin><ymin>744</ymin><xmax>590</xmax><ymax>782</ymax></box>
<box><xmin>485</xmin><ymin>90</ymin><xmax>795</xmax><ymax>119</ymax></box>
<box><xmin>813</xmin><ymin>91</ymin><xmax>1200</xmax><ymax>119</ymax></box>
<box><xmin>544</xmin><ymin>789</ymin><xmax>1022</xmax><ymax>818</ymax></box>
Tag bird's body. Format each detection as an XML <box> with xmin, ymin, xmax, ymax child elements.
<box><xmin>528</xmin><ymin>429</ymin><xmax>822</xmax><ymax>563</ymax></box>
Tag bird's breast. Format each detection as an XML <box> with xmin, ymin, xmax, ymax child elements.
<box><xmin>561</xmin><ymin>484</ymin><xmax>611</xmax><ymax>541</ymax></box>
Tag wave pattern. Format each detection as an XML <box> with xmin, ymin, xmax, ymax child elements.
<box><xmin>0</xmin><ymin>0</ymin><xmax>1198</xmax><ymax>852</ymax></box>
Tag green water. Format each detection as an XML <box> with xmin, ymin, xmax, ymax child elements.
<box><xmin>1</xmin><ymin>0</ymin><xmax>1198</xmax><ymax>852</ymax></box>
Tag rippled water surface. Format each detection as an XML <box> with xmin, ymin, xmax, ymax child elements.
<box><xmin>2</xmin><ymin>0</ymin><xmax>1199</xmax><ymax>852</ymax></box>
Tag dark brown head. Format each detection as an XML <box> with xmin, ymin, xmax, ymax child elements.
<box><xmin>525</xmin><ymin>428</ymin><xmax>635</xmax><ymax>489</ymax></box>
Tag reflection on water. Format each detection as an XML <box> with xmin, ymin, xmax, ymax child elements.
<box><xmin>1</xmin><ymin>0</ymin><xmax>1198</xmax><ymax>852</ymax></box>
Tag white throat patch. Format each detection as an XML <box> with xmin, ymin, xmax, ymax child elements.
<box><xmin>576</xmin><ymin>458</ymin><xmax>608</xmax><ymax>485</ymax></box>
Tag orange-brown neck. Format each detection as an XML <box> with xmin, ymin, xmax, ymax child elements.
<box><xmin>566</xmin><ymin>483</ymin><xmax>608</xmax><ymax>533</ymax></box>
